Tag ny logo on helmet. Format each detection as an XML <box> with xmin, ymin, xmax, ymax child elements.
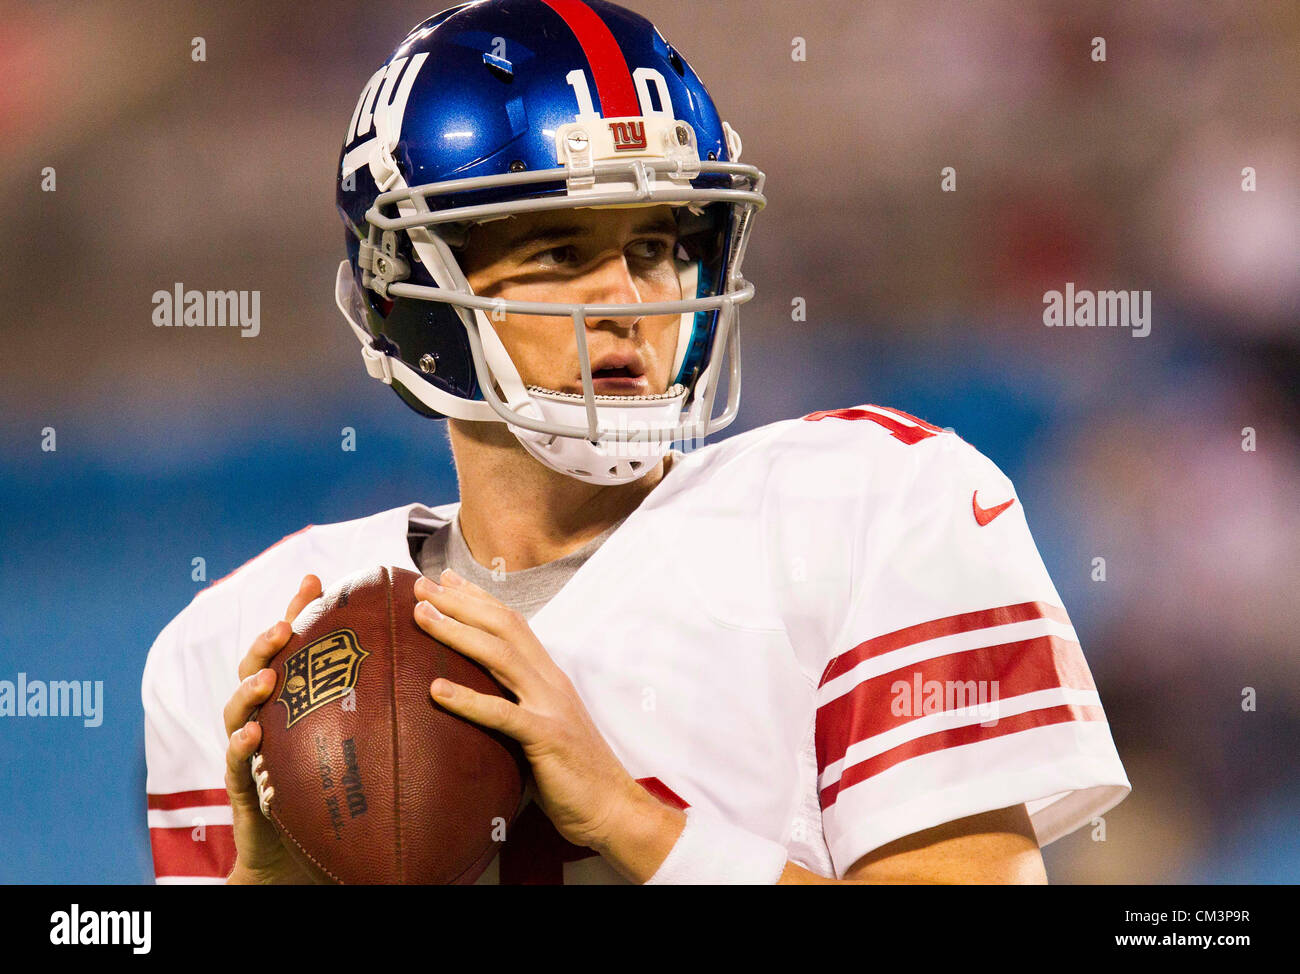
<box><xmin>609</xmin><ymin>120</ymin><xmax>647</xmax><ymax>151</ymax></box>
<box><xmin>341</xmin><ymin>53</ymin><xmax>429</xmax><ymax>181</ymax></box>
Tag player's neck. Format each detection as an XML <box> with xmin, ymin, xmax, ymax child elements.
<box><xmin>447</xmin><ymin>419</ymin><xmax>667</xmax><ymax>572</ymax></box>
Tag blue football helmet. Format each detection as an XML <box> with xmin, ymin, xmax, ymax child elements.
<box><xmin>335</xmin><ymin>0</ymin><xmax>765</xmax><ymax>484</ymax></box>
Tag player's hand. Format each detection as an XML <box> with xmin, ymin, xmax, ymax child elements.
<box><xmin>223</xmin><ymin>573</ymin><xmax>323</xmax><ymax>884</ymax></box>
<box><xmin>412</xmin><ymin>570</ymin><xmax>649</xmax><ymax>854</ymax></box>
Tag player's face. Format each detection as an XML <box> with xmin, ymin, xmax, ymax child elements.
<box><xmin>458</xmin><ymin>205</ymin><xmax>683</xmax><ymax>397</ymax></box>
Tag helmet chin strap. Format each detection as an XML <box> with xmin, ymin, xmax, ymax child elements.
<box><xmin>511</xmin><ymin>386</ymin><xmax>688</xmax><ymax>485</ymax></box>
<box><xmin>475</xmin><ymin>310</ymin><xmax>686</xmax><ymax>485</ymax></box>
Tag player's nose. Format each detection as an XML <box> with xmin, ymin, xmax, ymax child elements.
<box><xmin>581</xmin><ymin>253</ymin><xmax>643</xmax><ymax>334</ymax></box>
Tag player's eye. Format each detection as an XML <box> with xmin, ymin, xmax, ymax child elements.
<box><xmin>532</xmin><ymin>245</ymin><xmax>577</xmax><ymax>268</ymax></box>
<box><xmin>628</xmin><ymin>238</ymin><xmax>674</xmax><ymax>261</ymax></box>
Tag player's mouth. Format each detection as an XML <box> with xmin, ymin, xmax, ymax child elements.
<box><xmin>584</xmin><ymin>352</ymin><xmax>650</xmax><ymax>395</ymax></box>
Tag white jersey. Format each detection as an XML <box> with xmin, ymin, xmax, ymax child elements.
<box><xmin>143</xmin><ymin>405</ymin><xmax>1130</xmax><ymax>883</ymax></box>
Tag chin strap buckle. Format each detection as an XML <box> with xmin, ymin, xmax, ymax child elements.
<box><xmin>558</xmin><ymin>124</ymin><xmax>596</xmax><ymax>190</ymax></box>
<box><xmin>359</xmin><ymin>230</ymin><xmax>410</xmax><ymax>299</ymax></box>
<box><xmin>663</xmin><ymin>121</ymin><xmax>701</xmax><ymax>182</ymax></box>
<box><xmin>360</xmin><ymin>339</ymin><xmax>395</xmax><ymax>384</ymax></box>
<box><xmin>721</xmin><ymin>121</ymin><xmax>743</xmax><ymax>162</ymax></box>
<box><xmin>370</xmin><ymin>136</ymin><xmax>402</xmax><ymax>194</ymax></box>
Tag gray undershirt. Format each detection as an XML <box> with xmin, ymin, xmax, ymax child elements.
<box><xmin>411</xmin><ymin>507</ymin><xmax>626</xmax><ymax>620</ymax></box>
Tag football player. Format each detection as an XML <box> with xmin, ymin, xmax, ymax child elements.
<box><xmin>143</xmin><ymin>0</ymin><xmax>1129</xmax><ymax>884</ymax></box>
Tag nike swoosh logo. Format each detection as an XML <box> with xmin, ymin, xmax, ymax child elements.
<box><xmin>972</xmin><ymin>491</ymin><xmax>1015</xmax><ymax>526</ymax></box>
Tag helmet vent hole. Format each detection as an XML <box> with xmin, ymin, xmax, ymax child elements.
<box><xmin>667</xmin><ymin>48</ymin><xmax>685</xmax><ymax>77</ymax></box>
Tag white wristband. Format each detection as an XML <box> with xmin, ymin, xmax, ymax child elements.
<box><xmin>645</xmin><ymin>807</ymin><xmax>788</xmax><ymax>885</ymax></box>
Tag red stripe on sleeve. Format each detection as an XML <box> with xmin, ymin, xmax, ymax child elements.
<box><xmin>816</xmin><ymin>634</ymin><xmax>1098</xmax><ymax>772</ymax></box>
<box><xmin>540</xmin><ymin>0</ymin><xmax>639</xmax><ymax>117</ymax></box>
<box><xmin>819</xmin><ymin>704</ymin><xmax>1107</xmax><ymax>809</ymax></box>
<box><xmin>803</xmin><ymin>407</ymin><xmax>938</xmax><ymax>445</ymax></box>
<box><xmin>821</xmin><ymin>601</ymin><xmax>1071</xmax><ymax>686</ymax></box>
<box><xmin>150</xmin><ymin>825</ymin><xmax>236</xmax><ymax>879</ymax></box>
<box><xmin>872</xmin><ymin>405</ymin><xmax>946</xmax><ymax>433</ymax></box>
<box><xmin>147</xmin><ymin>788</ymin><xmax>231</xmax><ymax>811</ymax></box>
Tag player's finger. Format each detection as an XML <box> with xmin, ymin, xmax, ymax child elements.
<box><xmin>415</xmin><ymin>576</ymin><xmax>549</xmax><ymax>668</ymax></box>
<box><xmin>236</xmin><ymin>620</ymin><xmax>290</xmax><ymax>682</ymax></box>
<box><xmin>223</xmin><ymin>668</ymin><xmax>277</xmax><ymax>738</ymax></box>
<box><xmin>283</xmin><ymin>574</ymin><xmax>322</xmax><ymax>623</ymax></box>
<box><xmin>224</xmin><ymin>720</ymin><xmax>262</xmax><ymax>799</ymax></box>
<box><xmin>414</xmin><ymin>601</ymin><xmax>539</xmax><ymax>695</ymax></box>
<box><xmin>430</xmin><ymin>679</ymin><xmax>531</xmax><ymax>742</ymax></box>
<box><xmin>437</xmin><ymin>569</ymin><xmax>497</xmax><ymax>604</ymax></box>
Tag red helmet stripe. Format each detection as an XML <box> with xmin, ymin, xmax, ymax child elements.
<box><xmin>540</xmin><ymin>0</ymin><xmax>639</xmax><ymax>117</ymax></box>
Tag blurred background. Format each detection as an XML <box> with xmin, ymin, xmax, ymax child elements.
<box><xmin>0</xmin><ymin>0</ymin><xmax>1296</xmax><ymax>883</ymax></box>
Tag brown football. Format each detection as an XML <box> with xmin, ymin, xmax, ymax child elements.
<box><xmin>250</xmin><ymin>565</ymin><xmax>526</xmax><ymax>884</ymax></box>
